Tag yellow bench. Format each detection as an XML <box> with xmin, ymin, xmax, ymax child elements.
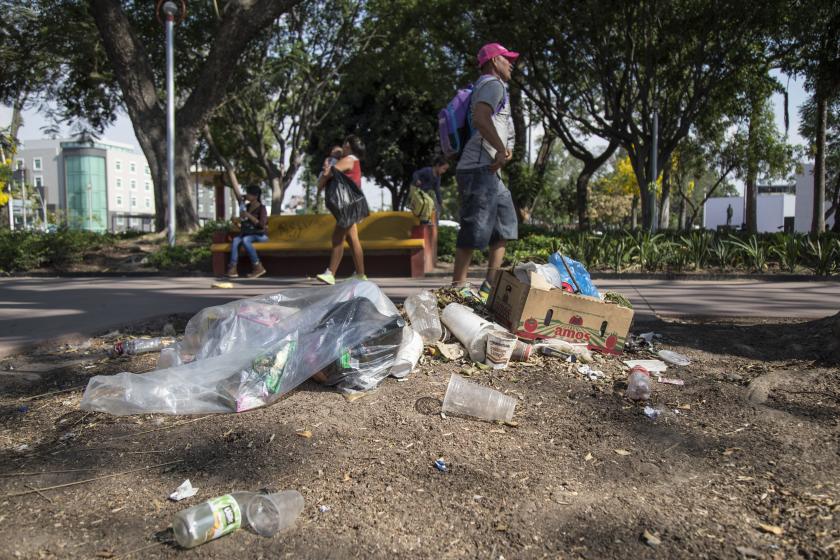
<box><xmin>211</xmin><ymin>212</ymin><xmax>434</xmax><ymax>278</ymax></box>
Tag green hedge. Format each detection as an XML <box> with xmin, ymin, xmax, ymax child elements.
<box><xmin>437</xmin><ymin>226</ymin><xmax>840</xmax><ymax>276</ymax></box>
<box><xmin>0</xmin><ymin>229</ymin><xmax>117</xmax><ymax>272</ymax></box>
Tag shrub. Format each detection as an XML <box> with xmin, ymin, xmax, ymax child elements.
<box><xmin>147</xmin><ymin>245</ymin><xmax>212</xmax><ymax>271</ymax></box>
<box><xmin>192</xmin><ymin>220</ymin><xmax>230</xmax><ymax>243</ymax></box>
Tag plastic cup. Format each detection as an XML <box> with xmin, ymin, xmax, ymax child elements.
<box><xmin>246</xmin><ymin>490</ymin><xmax>305</xmax><ymax>537</ymax></box>
<box><xmin>442</xmin><ymin>373</ymin><xmax>516</xmax><ymax>422</ymax></box>
<box><xmin>657</xmin><ymin>349</ymin><xmax>691</xmax><ymax>366</ymax></box>
<box><xmin>484</xmin><ymin>331</ymin><xmax>518</xmax><ymax>369</ymax></box>
<box><xmin>157</xmin><ymin>347</ymin><xmax>181</xmax><ymax>369</ymax></box>
<box><xmin>404</xmin><ymin>291</ymin><xmax>443</xmax><ymax>344</ymax></box>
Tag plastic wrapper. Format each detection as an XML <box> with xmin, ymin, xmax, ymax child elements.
<box><xmin>80</xmin><ymin>281</ymin><xmax>407</xmax><ymax>415</ymax></box>
<box><xmin>324</xmin><ymin>168</ymin><xmax>370</xmax><ymax>229</ymax></box>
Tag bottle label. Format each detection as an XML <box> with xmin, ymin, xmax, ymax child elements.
<box><xmin>206</xmin><ymin>494</ymin><xmax>241</xmax><ymax>541</ymax></box>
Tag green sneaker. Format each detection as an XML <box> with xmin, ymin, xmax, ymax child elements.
<box><xmin>477</xmin><ymin>280</ymin><xmax>493</xmax><ymax>304</ymax></box>
<box><xmin>350</xmin><ymin>273</ymin><xmax>368</xmax><ymax>281</ymax></box>
<box><xmin>316</xmin><ymin>270</ymin><xmax>336</xmax><ymax>285</ymax></box>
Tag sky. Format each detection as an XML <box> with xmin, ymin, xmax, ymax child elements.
<box><xmin>0</xmin><ymin>71</ymin><xmax>811</xmax><ymax>207</ymax></box>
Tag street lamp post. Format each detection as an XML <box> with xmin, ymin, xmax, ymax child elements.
<box><xmin>159</xmin><ymin>0</ymin><xmax>183</xmax><ymax>247</ymax></box>
<box><xmin>649</xmin><ymin>103</ymin><xmax>659</xmax><ymax>232</ymax></box>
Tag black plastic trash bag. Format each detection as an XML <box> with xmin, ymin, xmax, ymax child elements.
<box><xmin>312</xmin><ymin>298</ymin><xmax>406</xmax><ymax>392</ymax></box>
<box><xmin>325</xmin><ymin>168</ymin><xmax>370</xmax><ymax>228</ymax></box>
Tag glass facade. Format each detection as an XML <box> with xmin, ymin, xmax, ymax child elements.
<box><xmin>65</xmin><ymin>154</ymin><xmax>108</xmax><ymax>232</ymax></box>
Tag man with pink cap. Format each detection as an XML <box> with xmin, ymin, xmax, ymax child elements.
<box><xmin>452</xmin><ymin>42</ymin><xmax>519</xmax><ymax>302</ymax></box>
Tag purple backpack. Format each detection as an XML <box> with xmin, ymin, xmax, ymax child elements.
<box><xmin>438</xmin><ymin>77</ymin><xmax>507</xmax><ymax>160</ymax></box>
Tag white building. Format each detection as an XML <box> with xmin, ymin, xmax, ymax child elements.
<box><xmin>14</xmin><ymin>137</ymin><xmax>155</xmax><ymax>232</ymax></box>
<box><xmin>704</xmin><ymin>163</ymin><xmax>836</xmax><ymax>233</ymax></box>
<box><xmin>13</xmin><ymin>137</ymin><xmax>219</xmax><ymax>232</ymax></box>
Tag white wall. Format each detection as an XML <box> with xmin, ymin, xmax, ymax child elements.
<box><xmin>704</xmin><ymin>195</ymin><xmax>795</xmax><ymax>233</ymax></box>
<box><xmin>794</xmin><ymin>163</ymin><xmax>835</xmax><ymax>232</ymax></box>
<box><xmin>704</xmin><ymin>197</ymin><xmax>743</xmax><ymax>230</ymax></box>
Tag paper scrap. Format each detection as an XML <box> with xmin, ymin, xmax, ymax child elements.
<box><xmin>169</xmin><ymin>479</ymin><xmax>199</xmax><ymax>501</ymax></box>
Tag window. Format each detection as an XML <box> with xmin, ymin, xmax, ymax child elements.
<box><xmin>129</xmin><ymin>162</ymin><xmax>136</xmax><ymax>173</ymax></box>
<box><xmin>144</xmin><ymin>165</ymin><xmax>150</xmax><ymax>175</ymax></box>
<box><xmin>144</xmin><ymin>198</ymin><xmax>151</xmax><ymax>209</ymax></box>
<box><xmin>34</xmin><ymin>176</ymin><xmax>43</xmax><ymax>188</ymax></box>
<box><xmin>131</xmin><ymin>196</ymin><xmax>137</xmax><ymax>207</ymax></box>
<box><xmin>116</xmin><ymin>195</ymin><xmax>123</xmax><ymax>206</ymax></box>
<box><xmin>115</xmin><ymin>160</ymin><xmax>122</xmax><ymax>171</ymax></box>
<box><xmin>130</xmin><ymin>179</ymin><xmax>137</xmax><ymax>190</ymax></box>
<box><xmin>33</xmin><ymin>158</ymin><xmax>42</xmax><ymax>171</ymax></box>
<box><xmin>144</xmin><ymin>181</ymin><xmax>150</xmax><ymax>191</ymax></box>
<box><xmin>15</xmin><ymin>158</ymin><xmax>23</xmax><ymax>170</ymax></box>
<box><xmin>116</xmin><ymin>178</ymin><xmax>123</xmax><ymax>189</ymax></box>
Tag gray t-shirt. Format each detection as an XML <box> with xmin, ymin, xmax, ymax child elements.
<box><xmin>457</xmin><ymin>75</ymin><xmax>515</xmax><ymax>171</ymax></box>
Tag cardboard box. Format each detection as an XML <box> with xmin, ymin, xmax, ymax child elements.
<box><xmin>487</xmin><ymin>269</ymin><xmax>634</xmax><ymax>355</ymax></box>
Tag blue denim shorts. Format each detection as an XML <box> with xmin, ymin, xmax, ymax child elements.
<box><xmin>455</xmin><ymin>167</ymin><xmax>518</xmax><ymax>249</ymax></box>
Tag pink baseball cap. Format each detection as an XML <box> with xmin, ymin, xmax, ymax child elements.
<box><xmin>477</xmin><ymin>43</ymin><xmax>520</xmax><ymax>67</ymax></box>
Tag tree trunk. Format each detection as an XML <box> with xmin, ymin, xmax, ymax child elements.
<box><xmin>575</xmin><ymin>167</ymin><xmax>595</xmax><ymax>230</ymax></box>
<box><xmin>631</xmin><ymin>195</ymin><xmax>639</xmax><ymax>229</ymax></box>
<box><xmin>9</xmin><ymin>95</ymin><xmax>26</xmax><ymax>144</ymax></box>
<box><xmin>658</xmin><ymin>162</ymin><xmax>671</xmax><ymax>230</ymax></box>
<box><xmin>812</xmin><ymin>92</ymin><xmax>827</xmax><ymax>233</ymax></box>
<box><xmin>678</xmin><ymin>194</ymin><xmax>687</xmax><ymax>231</ymax></box>
<box><xmin>142</xmin><ymin>126</ymin><xmax>199</xmax><ymax>232</ymax></box>
<box><xmin>174</xmin><ymin>132</ymin><xmax>198</xmax><ymax>230</ymax></box>
<box><xmin>270</xmin><ymin>175</ymin><xmax>284</xmax><ymax>215</ymax></box>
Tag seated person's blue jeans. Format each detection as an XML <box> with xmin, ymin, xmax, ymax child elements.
<box><xmin>230</xmin><ymin>234</ymin><xmax>269</xmax><ymax>264</ymax></box>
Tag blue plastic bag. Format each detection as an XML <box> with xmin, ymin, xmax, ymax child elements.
<box><xmin>548</xmin><ymin>252</ymin><xmax>600</xmax><ymax>299</ymax></box>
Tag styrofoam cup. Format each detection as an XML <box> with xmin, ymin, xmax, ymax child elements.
<box><xmin>485</xmin><ymin>330</ymin><xmax>518</xmax><ymax>369</ymax></box>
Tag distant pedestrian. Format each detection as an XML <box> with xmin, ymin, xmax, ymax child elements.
<box><xmin>452</xmin><ymin>42</ymin><xmax>519</xmax><ymax>302</ymax></box>
<box><xmin>316</xmin><ymin>135</ymin><xmax>368</xmax><ymax>285</ymax></box>
<box><xmin>227</xmin><ymin>185</ymin><xmax>268</xmax><ymax>279</ymax></box>
<box><xmin>411</xmin><ymin>156</ymin><xmax>450</xmax><ymax>223</ymax></box>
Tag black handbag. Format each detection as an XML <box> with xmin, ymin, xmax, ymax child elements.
<box><xmin>325</xmin><ymin>168</ymin><xmax>370</xmax><ymax>228</ymax></box>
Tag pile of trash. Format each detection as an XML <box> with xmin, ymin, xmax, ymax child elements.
<box><xmin>81</xmin><ymin>281</ymin><xmax>423</xmax><ymax>415</ymax></box>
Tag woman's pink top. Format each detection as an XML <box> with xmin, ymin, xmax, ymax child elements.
<box><xmin>346</xmin><ymin>155</ymin><xmax>362</xmax><ymax>188</ymax></box>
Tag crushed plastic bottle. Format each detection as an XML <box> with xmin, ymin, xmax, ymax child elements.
<box><xmin>172</xmin><ymin>490</ymin><xmax>303</xmax><ymax>548</ymax></box>
<box><xmin>626</xmin><ymin>365</ymin><xmax>652</xmax><ymax>401</ymax></box>
<box><xmin>536</xmin><ymin>339</ymin><xmax>594</xmax><ymax>363</ymax></box>
<box><xmin>403</xmin><ymin>291</ymin><xmax>443</xmax><ymax>344</ymax></box>
<box><xmin>110</xmin><ymin>337</ymin><xmax>168</xmax><ymax>357</ymax></box>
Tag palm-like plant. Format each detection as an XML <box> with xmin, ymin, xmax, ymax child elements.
<box><xmin>727</xmin><ymin>235</ymin><xmax>768</xmax><ymax>272</ymax></box>
<box><xmin>769</xmin><ymin>233</ymin><xmax>803</xmax><ymax>273</ymax></box>
<box><xmin>805</xmin><ymin>237</ymin><xmax>839</xmax><ymax>276</ymax></box>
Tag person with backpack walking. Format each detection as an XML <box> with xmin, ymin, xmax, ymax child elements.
<box><xmin>411</xmin><ymin>156</ymin><xmax>450</xmax><ymax>223</ymax></box>
<box><xmin>449</xmin><ymin>42</ymin><xmax>519</xmax><ymax>302</ymax></box>
<box><xmin>316</xmin><ymin>135</ymin><xmax>369</xmax><ymax>285</ymax></box>
<box><xmin>226</xmin><ymin>184</ymin><xmax>269</xmax><ymax>279</ymax></box>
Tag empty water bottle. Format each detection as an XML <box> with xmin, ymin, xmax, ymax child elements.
<box><xmin>172</xmin><ymin>492</ymin><xmax>256</xmax><ymax>549</ymax></box>
<box><xmin>403</xmin><ymin>291</ymin><xmax>442</xmax><ymax>344</ymax></box>
<box><xmin>172</xmin><ymin>490</ymin><xmax>304</xmax><ymax>548</ymax></box>
<box><xmin>110</xmin><ymin>337</ymin><xmax>167</xmax><ymax>357</ymax></box>
<box><xmin>626</xmin><ymin>365</ymin><xmax>651</xmax><ymax>401</ymax></box>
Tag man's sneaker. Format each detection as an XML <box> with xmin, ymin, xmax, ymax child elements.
<box><xmin>347</xmin><ymin>273</ymin><xmax>368</xmax><ymax>281</ymax></box>
<box><xmin>226</xmin><ymin>264</ymin><xmax>239</xmax><ymax>278</ymax></box>
<box><xmin>316</xmin><ymin>269</ymin><xmax>336</xmax><ymax>285</ymax></box>
<box><xmin>246</xmin><ymin>262</ymin><xmax>266</xmax><ymax>279</ymax></box>
<box><xmin>477</xmin><ymin>280</ymin><xmax>493</xmax><ymax>304</ymax></box>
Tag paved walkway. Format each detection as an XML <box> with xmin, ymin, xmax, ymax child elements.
<box><xmin>1</xmin><ymin>276</ymin><xmax>838</xmax><ymax>358</ymax></box>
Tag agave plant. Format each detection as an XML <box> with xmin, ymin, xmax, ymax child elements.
<box><xmin>769</xmin><ymin>233</ymin><xmax>803</xmax><ymax>273</ymax></box>
<box><xmin>631</xmin><ymin>231</ymin><xmax>669</xmax><ymax>272</ymax></box>
<box><xmin>608</xmin><ymin>233</ymin><xmax>637</xmax><ymax>273</ymax></box>
<box><xmin>680</xmin><ymin>232</ymin><xmax>710</xmax><ymax>271</ymax></box>
<box><xmin>727</xmin><ymin>234</ymin><xmax>768</xmax><ymax>272</ymax></box>
<box><xmin>805</xmin><ymin>237</ymin><xmax>839</xmax><ymax>276</ymax></box>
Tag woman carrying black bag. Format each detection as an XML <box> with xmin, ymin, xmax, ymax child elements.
<box><xmin>316</xmin><ymin>135</ymin><xmax>370</xmax><ymax>285</ymax></box>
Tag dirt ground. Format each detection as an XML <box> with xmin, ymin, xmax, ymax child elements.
<box><xmin>1</xmin><ymin>309</ymin><xmax>839</xmax><ymax>559</ymax></box>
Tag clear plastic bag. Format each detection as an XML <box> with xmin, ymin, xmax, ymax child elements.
<box><xmin>81</xmin><ymin>281</ymin><xmax>407</xmax><ymax>415</ymax></box>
